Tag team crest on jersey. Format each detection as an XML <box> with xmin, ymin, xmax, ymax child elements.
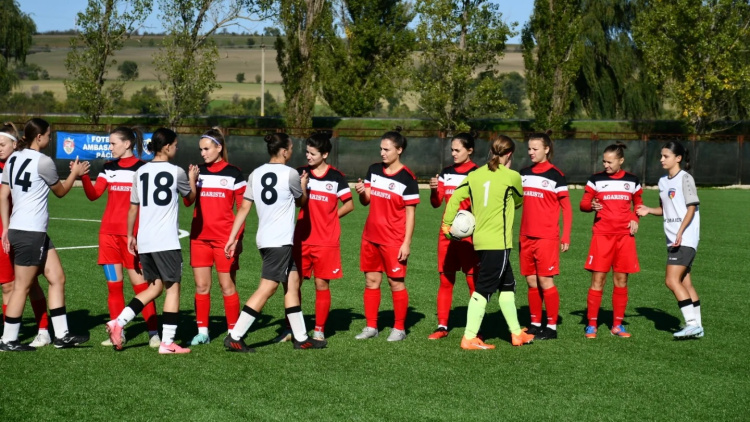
<box><xmin>326</xmin><ymin>183</ymin><xmax>333</xmax><ymax>191</ymax></box>
<box><xmin>668</xmin><ymin>188</ymin><xmax>676</xmax><ymax>199</ymax></box>
<box><xmin>542</xmin><ymin>180</ymin><xmax>549</xmax><ymax>187</ymax></box>
<box><xmin>63</xmin><ymin>137</ymin><xmax>75</xmax><ymax>155</ymax></box>
<box><xmin>220</xmin><ymin>178</ymin><xmax>228</xmax><ymax>186</ymax></box>
<box><xmin>388</xmin><ymin>182</ymin><xmax>395</xmax><ymax>190</ymax></box>
<box><xmin>624</xmin><ymin>183</ymin><xmax>630</xmax><ymax>190</ymax></box>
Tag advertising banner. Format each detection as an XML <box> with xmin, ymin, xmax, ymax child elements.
<box><xmin>56</xmin><ymin>132</ymin><xmax>154</xmax><ymax>161</ymax></box>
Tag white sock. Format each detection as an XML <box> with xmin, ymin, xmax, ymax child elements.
<box><xmin>694</xmin><ymin>304</ymin><xmax>702</xmax><ymax>326</ymax></box>
<box><xmin>547</xmin><ymin>324</ymin><xmax>557</xmax><ymax>330</ymax></box>
<box><xmin>679</xmin><ymin>303</ymin><xmax>697</xmax><ymax>326</ymax></box>
<box><xmin>198</xmin><ymin>327</ymin><xmax>209</xmax><ymax>336</ymax></box>
<box><xmin>531</xmin><ymin>322</ymin><xmax>542</xmax><ymax>327</ymax></box>
<box><xmin>51</xmin><ymin>314</ymin><xmax>69</xmax><ymax>338</ymax></box>
<box><xmin>116</xmin><ymin>307</ymin><xmax>136</xmax><ymax>328</ymax></box>
<box><xmin>437</xmin><ymin>325</ymin><xmax>447</xmax><ymax>330</ymax></box>
<box><xmin>231</xmin><ymin>311</ymin><xmax>256</xmax><ymax>340</ymax></box>
<box><xmin>287</xmin><ymin>310</ymin><xmax>308</xmax><ymax>342</ymax></box>
<box><xmin>162</xmin><ymin>324</ymin><xmax>177</xmax><ymax>345</ymax></box>
<box><xmin>2</xmin><ymin>321</ymin><xmax>20</xmax><ymax>343</ymax></box>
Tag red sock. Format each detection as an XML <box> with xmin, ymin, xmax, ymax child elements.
<box><xmin>543</xmin><ymin>286</ymin><xmax>560</xmax><ymax>326</ymax></box>
<box><xmin>436</xmin><ymin>273</ymin><xmax>455</xmax><ymax>327</ymax></box>
<box><xmin>132</xmin><ymin>283</ymin><xmax>159</xmax><ymax>332</ymax></box>
<box><xmin>392</xmin><ymin>288</ymin><xmax>409</xmax><ymax>331</ymax></box>
<box><xmin>587</xmin><ymin>288</ymin><xmax>603</xmax><ymax>327</ymax></box>
<box><xmin>314</xmin><ymin>289</ymin><xmax>331</xmax><ymax>331</ymax></box>
<box><xmin>528</xmin><ymin>287</ymin><xmax>543</xmax><ymax>325</ymax></box>
<box><xmin>612</xmin><ymin>286</ymin><xmax>628</xmax><ymax>326</ymax></box>
<box><xmin>465</xmin><ymin>274</ymin><xmax>476</xmax><ymax>296</ymax></box>
<box><xmin>223</xmin><ymin>292</ymin><xmax>240</xmax><ymax>331</ymax></box>
<box><xmin>195</xmin><ymin>293</ymin><xmax>211</xmax><ymax>329</ymax></box>
<box><xmin>30</xmin><ymin>297</ymin><xmax>48</xmax><ymax>330</ymax></box>
<box><xmin>106</xmin><ymin>281</ymin><xmax>125</xmax><ymax>320</ymax></box>
<box><xmin>363</xmin><ymin>288</ymin><xmax>381</xmax><ymax>329</ymax></box>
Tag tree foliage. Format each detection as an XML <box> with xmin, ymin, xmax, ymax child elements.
<box><xmin>523</xmin><ymin>0</ymin><xmax>584</xmax><ymax>130</ymax></box>
<box><xmin>317</xmin><ymin>0</ymin><xmax>415</xmax><ymax>117</ymax></box>
<box><xmin>118</xmin><ymin>60</ymin><xmax>139</xmax><ymax>80</ymax></box>
<box><xmin>413</xmin><ymin>0</ymin><xmax>515</xmax><ymax>131</ymax></box>
<box><xmin>0</xmin><ymin>0</ymin><xmax>35</xmax><ymax>94</ymax></box>
<box><xmin>633</xmin><ymin>0</ymin><xmax>750</xmax><ymax>133</ymax></box>
<box><xmin>65</xmin><ymin>0</ymin><xmax>151</xmax><ymax>123</ymax></box>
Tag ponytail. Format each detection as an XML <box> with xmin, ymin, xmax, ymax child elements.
<box><xmin>487</xmin><ymin>135</ymin><xmax>515</xmax><ymax>172</ymax></box>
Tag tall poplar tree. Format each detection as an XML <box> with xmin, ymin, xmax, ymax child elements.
<box><xmin>0</xmin><ymin>0</ymin><xmax>36</xmax><ymax>95</ymax></box>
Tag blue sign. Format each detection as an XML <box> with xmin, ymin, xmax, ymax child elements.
<box><xmin>56</xmin><ymin>132</ymin><xmax>154</xmax><ymax>161</ymax></box>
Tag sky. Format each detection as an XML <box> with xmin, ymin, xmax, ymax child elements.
<box><xmin>19</xmin><ymin>0</ymin><xmax>533</xmax><ymax>43</ymax></box>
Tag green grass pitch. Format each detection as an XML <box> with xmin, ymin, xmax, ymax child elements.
<box><xmin>0</xmin><ymin>187</ymin><xmax>748</xmax><ymax>421</ymax></box>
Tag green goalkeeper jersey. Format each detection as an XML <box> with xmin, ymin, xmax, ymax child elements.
<box><xmin>443</xmin><ymin>164</ymin><xmax>523</xmax><ymax>250</ymax></box>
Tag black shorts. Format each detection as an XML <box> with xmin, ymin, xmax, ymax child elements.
<box><xmin>8</xmin><ymin>229</ymin><xmax>55</xmax><ymax>267</ymax></box>
<box><xmin>140</xmin><ymin>250</ymin><xmax>183</xmax><ymax>283</ymax></box>
<box><xmin>260</xmin><ymin>246</ymin><xmax>297</xmax><ymax>283</ymax></box>
<box><xmin>475</xmin><ymin>249</ymin><xmax>516</xmax><ymax>295</ymax></box>
<box><xmin>667</xmin><ymin>246</ymin><xmax>696</xmax><ymax>273</ymax></box>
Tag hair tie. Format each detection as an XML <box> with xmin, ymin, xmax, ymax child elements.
<box><xmin>202</xmin><ymin>135</ymin><xmax>221</xmax><ymax>145</ymax></box>
<box><xmin>0</xmin><ymin>132</ymin><xmax>18</xmax><ymax>142</ymax></box>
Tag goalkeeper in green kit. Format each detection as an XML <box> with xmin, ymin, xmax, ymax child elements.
<box><xmin>442</xmin><ymin>135</ymin><xmax>535</xmax><ymax>350</ymax></box>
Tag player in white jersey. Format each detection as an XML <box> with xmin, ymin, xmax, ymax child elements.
<box><xmin>0</xmin><ymin>118</ymin><xmax>90</xmax><ymax>351</ymax></box>
<box><xmin>105</xmin><ymin>128</ymin><xmax>198</xmax><ymax>354</ymax></box>
<box><xmin>223</xmin><ymin>133</ymin><xmax>326</xmax><ymax>352</ymax></box>
<box><xmin>637</xmin><ymin>141</ymin><xmax>703</xmax><ymax>338</ymax></box>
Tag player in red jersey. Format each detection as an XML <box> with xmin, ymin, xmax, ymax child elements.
<box><xmin>354</xmin><ymin>127</ymin><xmax>419</xmax><ymax>342</ymax></box>
<box><xmin>519</xmin><ymin>131</ymin><xmax>572</xmax><ymax>340</ymax></box>
<box><xmin>81</xmin><ymin>127</ymin><xmax>160</xmax><ymax>347</ymax></box>
<box><xmin>580</xmin><ymin>143</ymin><xmax>643</xmax><ymax>339</ymax></box>
<box><xmin>427</xmin><ymin>131</ymin><xmax>479</xmax><ymax>339</ymax></box>
<box><xmin>0</xmin><ymin>122</ymin><xmax>49</xmax><ymax>348</ymax></box>
<box><xmin>293</xmin><ymin>131</ymin><xmax>353</xmax><ymax>341</ymax></box>
<box><xmin>184</xmin><ymin>127</ymin><xmax>246</xmax><ymax>346</ymax></box>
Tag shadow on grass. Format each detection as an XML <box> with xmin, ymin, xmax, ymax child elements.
<box><xmin>570</xmin><ymin>308</ymin><xmax>615</xmax><ymax>327</ymax></box>
<box><xmin>374</xmin><ymin>307</ymin><xmax>426</xmax><ymax>334</ymax></box>
<box><xmin>634</xmin><ymin>307</ymin><xmax>681</xmax><ymax>333</ymax></box>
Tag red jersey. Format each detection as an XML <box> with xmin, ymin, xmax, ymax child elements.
<box><xmin>82</xmin><ymin>156</ymin><xmax>145</xmax><ymax>235</ymax></box>
<box><xmin>0</xmin><ymin>162</ymin><xmax>10</xmax><ymax>232</ymax></box>
<box><xmin>294</xmin><ymin>165</ymin><xmax>352</xmax><ymax>247</ymax></box>
<box><xmin>363</xmin><ymin>163</ymin><xmax>420</xmax><ymax>246</ymax></box>
<box><xmin>520</xmin><ymin>161</ymin><xmax>573</xmax><ymax>243</ymax></box>
<box><xmin>190</xmin><ymin>161</ymin><xmax>245</xmax><ymax>241</ymax></box>
<box><xmin>580</xmin><ymin>170</ymin><xmax>643</xmax><ymax>235</ymax></box>
<box><xmin>431</xmin><ymin>161</ymin><xmax>477</xmax><ymax>240</ymax></box>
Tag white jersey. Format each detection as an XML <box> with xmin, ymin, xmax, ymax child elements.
<box><xmin>244</xmin><ymin>163</ymin><xmax>302</xmax><ymax>249</ymax></box>
<box><xmin>130</xmin><ymin>162</ymin><xmax>191</xmax><ymax>254</ymax></box>
<box><xmin>659</xmin><ymin>170</ymin><xmax>700</xmax><ymax>250</ymax></box>
<box><xmin>1</xmin><ymin>149</ymin><xmax>59</xmax><ymax>232</ymax></box>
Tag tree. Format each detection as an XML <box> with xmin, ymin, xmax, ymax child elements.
<box><xmin>236</xmin><ymin>72</ymin><xmax>245</xmax><ymax>83</ymax></box>
<box><xmin>127</xmin><ymin>86</ymin><xmax>161</xmax><ymax>114</ymax></box>
<box><xmin>412</xmin><ymin>0</ymin><xmax>515</xmax><ymax>131</ymax></box>
<box><xmin>64</xmin><ymin>0</ymin><xmax>151</xmax><ymax>123</ymax></box>
<box><xmin>275</xmin><ymin>0</ymin><xmax>329</xmax><ymax>133</ymax></box>
<box><xmin>522</xmin><ymin>0</ymin><xmax>585</xmax><ymax>130</ymax></box>
<box><xmin>0</xmin><ymin>0</ymin><xmax>35</xmax><ymax>94</ymax></box>
<box><xmin>118</xmin><ymin>60</ymin><xmax>139</xmax><ymax>80</ymax></box>
<box><xmin>317</xmin><ymin>0</ymin><xmax>415</xmax><ymax>117</ymax></box>
<box><xmin>155</xmin><ymin>0</ymin><xmax>266</xmax><ymax>126</ymax></box>
<box><xmin>247</xmin><ymin>37</ymin><xmax>256</xmax><ymax>47</ymax></box>
<box><xmin>633</xmin><ymin>0</ymin><xmax>750</xmax><ymax>132</ymax></box>
<box><xmin>499</xmin><ymin>72</ymin><xmax>527</xmax><ymax>118</ymax></box>
<box><xmin>263</xmin><ymin>26</ymin><xmax>281</xmax><ymax>37</ymax></box>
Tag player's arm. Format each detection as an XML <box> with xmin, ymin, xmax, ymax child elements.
<box><xmin>355</xmin><ymin>177</ymin><xmax>370</xmax><ymax>205</ymax></box>
<box><xmin>126</xmin><ymin>203</ymin><xmax>138</xmax><ymax>255</ymax></box>
<box><xmin>673</xmin><ymin>175</ymin><xmax>700</xmax><ymax>246</ymax></box>
<box><xmin>560</xmin><ymin>194</ymin><xmax>572</xmax><ymax>251</ymax></box>
<box><xmin>225</xmin><ymin>198</ymin><xmax>253</xmax><ymax>257</ymax></box>
<box><xmin>81</xmin><ymin>171</ymin><xmax>107</xmax><ymax>200</ymax></box>
<box><xmin>292</xmin><ymin>170</ymin><xmax>308</xmax><ymax>207</ymax></box>
<box><xmin>429</xmin><ymin>173</ymin><xmax>443</xmax><ymax>208</ymax></box>
<box><xmin>398</xmin><ymin>205</ymin><xmax>416</xmax><ymax>261</ymax></box>
<box><xmin>511</xmin><ymin>172</ymin><xmax>523</xmax><ymax>209</ymax></box>
<box><xmin>628</xmin><ymin>185</ymin><xmax>643</xmax><ymax>235</ymax></box>
<box><xmin>0</xmin><ymin>184</ymin><xmax>10</xmax><ymax>253</ymax></box>
<box><xmin>672</xmin><ymin>204</ymin><xmax>697</xmax><ymax>247</ymax></box>
<box><xmin>580</xmin><ymin>183</ymin><xmax>597</xmax><ymax>212</ymax></box>
<box><xmin>180</xmin><ymin>165</ymin><xmax>199</xmax><ymax>204</ymax></box>
<box><xmin>233</xmin><ymin>184</ymin><xmax>247</xmax><ymax>240</ymax></box>
<box><xmin>338</xmin><ymin>198</ymin><xmax>354</xmax><ymax>218</ymax></box>
<box><xmin>443</xmin><ymin>181</ymin><xmax>469</xmax><ymax>226</ymax></box>
<box><xmin>49</xmin><ymin>157</ymin><xmax>89</xmax><ymax>198</ymax></box>
<box><xmin>636</xmin><ymin>201</ymin><xmax>663</xmax><ymax>217</ymax></box>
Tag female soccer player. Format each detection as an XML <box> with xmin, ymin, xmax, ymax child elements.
<box><xmin>0</xmin><ymin>118</ymin><xmax>90</xmax><ymax>351</ymax></box>
<box><xmin>105</xmin><ymin>128</ymin><xmax>198</xmax><ymax>354</ymax></box>
<box><xmin>580</xmin><ymin>143</ymin><xmax>642</xmax><ymax>339</ymax></box>
<box><xmin>443</xmin><ymin>135</ymin><xmax>534</xmax><ymax>350</ymax></box>
<box><xmin>354</xmin><ymin>128</ymin><xmax>419</xmax><ymax>342</ymax></box>
<box><xmin>519</xmin><ymin>131</ymin><xmax>572</xmax><ymax>340</ymax></box>
<box><xmin>636</xmin><ymin>141</ymin><xmax>703</xmax><ymax>338</ymax></box>
<box><xmin>0</xmin><ymin>122</ymin><xmax>50</xmax><ymax>348</ymax></box>
<box><xmin>185</xmin><ymin>127</ymin><xmax>245</xmax><ymax>346</ymax></box>
<box><xmin>427</xmin><ymin>131</ymin><xmax>478</xmax><ymax>339</ymax></box>
<box><xmin>223</xmin><ymin>133</ymin><xmax>326</xmax><ymax>352</ymax></box>
<box><xmin>81</xmin><ymin>127</ymin><xmax>160</xmax><ymax>348</ymax></box>
<box><xmin>293</xmin><ymin>131</ymin><xmax>353</xmax><ymax>341</ymax></box>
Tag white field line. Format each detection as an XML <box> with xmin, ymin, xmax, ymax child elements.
<box><xmin>49</xmin><ymin>217</ymin><xmax>189</xmax><ymax>250</ymax></box>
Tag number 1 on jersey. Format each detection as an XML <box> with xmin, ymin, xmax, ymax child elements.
<box><xmin>483</xmin><ymin>180</ymin><xmax>490</xmax><ymax>207</ymax></box>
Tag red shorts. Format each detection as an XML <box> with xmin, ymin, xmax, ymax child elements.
<box><xmin>99</xmin><ymin>233</ymin><xmax>139</xmax><ymax>270</ymax></box>
<box><xmin>0</xmin><ymin>246</ymin><xmax>14</xmax><ymax>284</ymax></box>
<box><xmin>519</xmin><ymin>235</ymin><xmax>560</xmax><ymax>277</ymax></box>
<box><xmin>190</xmin><ymin>238</ymin><xmax>240</xmax><ymax>273</ymax></box>
<box><xmin>584</xmin><ymin>234</ymin><xmax>639</xmax><ymax>274</ymax></box>
<box><xmin>360</xmin><ymin>239</ymin><xmax>407</xmax><ymax>279</ymax></box>
<box><xmin>437</xmin><ymin>235</ymin><xmax>478</xmax><ymax>274</ymax></box>
<box><xmin>293</xmin><ymin>243</ymin><xmax>343</xmax><ymax>280</ymax></box>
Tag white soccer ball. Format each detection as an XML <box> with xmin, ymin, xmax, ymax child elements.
<box><xmin>450</xmin><ymin>210</ymin><xmax>475</xmax><ymax>239</ymax></box>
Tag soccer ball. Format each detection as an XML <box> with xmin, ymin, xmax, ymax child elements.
<box><xmin>450</xmin><ymin>210</ymin><xmax>475</xmax><ymax>239</ymax></box>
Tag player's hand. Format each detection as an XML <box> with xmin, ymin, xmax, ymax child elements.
<box><xmin>355</xmin><ymin>178</ymin><xmax>365</xmax><ymax>195</ymax></box>
<box><xmin>441</xmin><ymin>223</ymin><xmax>454</xmax><ymax>240</ymax></box>
<box><xmin>188</xmin><ymin>164</ymin><xmax>200</xmax><ymax>182</ymax></box>
<box><xmin>429</xmin><ymin>174</ymin><xmax>439</xmax><ymax>190</ymax></box>
<box><xmin>591</xmin><ymin>198</ymin><xmax>603</xmax><ymax>211</ymax></box>
<box><xmin>635</xmin><ymin>204</ymin><xmax>650</xmax><ymax>217</ymax></box>
<box><xmin>628</xmin><ymin>220</ymin><xmax>639</xmax><ymax>235</ymax></box>
<box><xmin>671</xmin><ymin>233</ymin><xmax>682</xmax><ymax>247</ymax></box>
<box><xmin>1</xmin><ymin>229</ymin><xmax>9</xmax><ymax>254</ymax></box>
<box><xmin>561</xmin><ymin>242</ymin><xmax>570</xmax><ymax>252</ymax></box>
<box><xmin>224</xmin><ymin>239</ymin><xmax>237</xmax><ymax>258</ymax></box>
<box><xmin>398</xmin><ymin>242</ymin><xmax>411</xmax><ymax>261</ymax></box>
<box><xmin>300</xmin><ymin>170</ymin><xmax>309</xmax><ymax>190</ymax></box>
<box><xmin>127</xmin><ymin>235</ymin><xmax>138</xmax><ymax>256</ymax></box>
<box><xmin>70</xmin><ymin>157</ymin><xmax>89</xmax><ymax>177</ymax></box>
